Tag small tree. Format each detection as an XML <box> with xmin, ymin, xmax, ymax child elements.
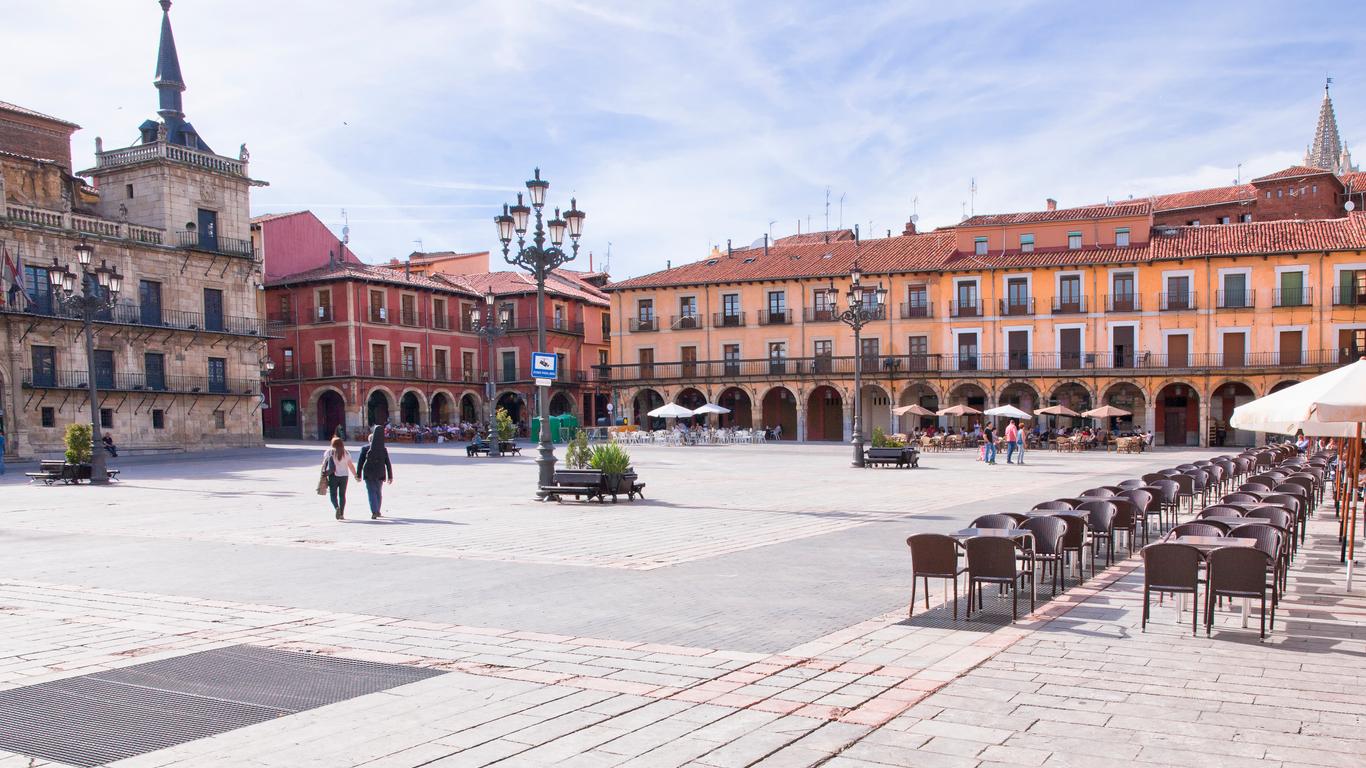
<box><xmin>494</xmin><ymin>407</ymin><xmax>516</xmax><ymax>442</ymax></box>
<box><xmin>565</xmin><ymin>429</ymin><xmax>592</xmax><ymax>469</ymax></box>
<box><xmin>64</xmin><ymin>423</ymin><xmax>93</xmax><ymax>465</ymax></box>
<box><xmin>871</xmin><ymin>426</ymin><xmax>887</xmax><ymax>448</ymax></box>
<box><xmin>588</xmin><ymin>443</ymin><xmax>631</xmax><ymax>476</ymax></box>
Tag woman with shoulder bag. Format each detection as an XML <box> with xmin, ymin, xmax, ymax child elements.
<box><xmin>355</xmin><ymin>425</ymin><xmax>393</xmax><ymax>519</ymax></box>
<box><xmin>322</xmin><ymin>437</ymin><xmax>357</xmax><ymax>520</ymax></box>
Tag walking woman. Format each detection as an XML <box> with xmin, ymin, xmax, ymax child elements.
<box><xmin>356</xmin><ymin>425</ymin><xmax>393</xmax><ymax>519</ymax></box>
<box><xmin>323</xmin><ymin>436</ymin><xmax>357</xmax><ymax>520</ymax></box>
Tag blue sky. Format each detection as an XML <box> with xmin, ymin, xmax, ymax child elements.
<box><xmin>8</xmin><ymin>0</ymin><xmax>1362</xmax><ymax>278</ymax></box>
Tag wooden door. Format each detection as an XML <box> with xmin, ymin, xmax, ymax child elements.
<box><xmin>1167</xmin><ymin>334</ymin><xmax>1189</xmax><ymax>368</ymax></box>
<box><xmin>1164</xmin><ymin>409</ymin><xmax>1186</xmax><ymax>446</ymax></box>
<box><xmin>1113</xmin><ymin>326</ymin><xmax>1135</xmax><ymax>367</ymax></box>
<box><xmin>1060</xmin><ymin>328</ymin><xmax>1081</xmax><ymax>369</ymax></box>
<box><xmin>1223</xmin><ymin>332</ymin><xmax>1245</xmax><ymax>368</ymax></box>
<box><xmin>1008</xmin><ymin>330</ymin><xmax>1028</xmax><ymax>369</ymax></box>
<box><xmin>1279</xmin><ymin>330</ymin><xmax>1302</xmax><ymax>365</ymax></box>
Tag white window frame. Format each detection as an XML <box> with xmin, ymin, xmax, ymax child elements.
<box><xmin>950</xmin><ymin>327</ymin><xmax>984</xmax><ymax>372</ymax></box>
<box><xmin>1054</xmin><ymin>271</ymin><xmax>1085</xmax><ymax>303</ymax></box>
<box><xmin>1161</xmin><ymin>329</ymin><xmax>1195</xmax><ymax>362</ymax></box>
<box><xmin>952</xmin><ymin>276</ymin><xmax>981</xmax><ymax>313</ymax></box>
<box><xmin>1019</xmin><ymin>233</ymin><xmax>1035</xmax><ymax>252</ymax></box>
<box><xmin>1215</xmin><ymin>327</ymin><xmax>1251</xmax><ymax>355</ymax></box>
<box><xmin>1217</xmin><ymin>266</ymin><xmax>1253</xmax><ymax>308</ymax></box>
<box><xmin>1067</xmin><ymin>231</ymin><xmax>1083</xmax><ymax>249</ymax></box>
<box><xmin>1115</xmin><ymin>227</ymin><xmax>1130</xmax><ymax>247</ymax></box>
<box><xmin>1001</xmin><ymin>324</ymin><xmax>1034</xmax><ymax>363</ymax></box>
<box><xmin>1053</xmin><ymin>323</ymin><xmax>1087</xmax><ymax>356</ymax></box>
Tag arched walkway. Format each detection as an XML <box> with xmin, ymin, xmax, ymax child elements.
<box><xmin>430</xmin><ymin>392</ymin><xmax>452</xmax><ymax>425</ymax></box>
<box><xmin>1102</xmin><ymin>382</ymin><xmax>1145</xmax><ymax>432</ymax></box>
<box><xmin>998</xmin><ymin>382</ymin><xmax>1039</xmax><ymax>412</ymax></box>
<box><xmin>1155</xmin><ymin>382</ymin><xmax>1199</xmax><ymax>446</ymax></box>
<box><xmin>1049</xmin><ymin>382</ymin><xmax>1093</xmax><ymax>414</ymax></box>
<box><xmin>717</xmin><ymin>386</ymin><xmax>753</xmax><ymax>429</ymax></box>
<box><xmin>761</xmin><ymin>386</ymin><xmax>797</xmax><ymax>440</ymax></box>
<box><xmin>496</xmin><ymin>391</ymin><xmax>526</xmax><ymax>427</ymax></box>
<box><xmin>675</xmin><ymin>387</ymin><xmax>707</xmax><ymax>425</ymax></box>
<box><xmin>316</xmin><ymin>389</ymin><xmax>345</xmax><ymax>441</ymax></box>
<box><xmin>897</xmin><ymin>383</ymin><xmax>939</xmax><ymax>433</ymax></box>
<box><xmin>860</xmin><ymin>384</ymin><xmax>892</xmax><ymax>437</ymax></box>
<box><xmin>1269</xmin><ymin>380</ymin><xmax>1299</xmax><ymax>395</ymax></box>
<box><xmin>549</xmin><ymin>391</ymin><xmax>574</xmax><ymax>417</ymax></box>
<box><xmin>947</xmin><ymin>382</ymin><xmax>988</xmax><ymax>409</ymax></box>
<box><xmin>632</xmin><ymin>389</ymin><xmax>664</xmax><ymax>429</ymax></box>
<box><xmin>366</xmin><ymin>389</ymin><xmax>394</xmax><ymax>427</ymax></box>
<box><xmin>807</xmin><ymin>385</ymin><xmax>844</xmax><ymax>442</ymax></box>
<box><xmin>460</xmin><ymin>393</ymin><xmax>479</xmax><ymax>423</ymax></box>
<box><xmin>1212</xmin><ymin>381</ymin><xmax>1255</xmax><ymax>447</ymax></box>
<box><xmin>399</xmin><ymin>390</ymin><xmax>423</xmax><ymax>425</ymax></box>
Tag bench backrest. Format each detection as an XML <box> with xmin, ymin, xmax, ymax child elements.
<box><xmin>554</xmin><ymin>470</ymin><xmax>604</xmax><ymax>484</ymax></box>
<box><xmin>866</xmin><ymin>448</ymin><xmax>903</xmax><ymax>457</ymax></box>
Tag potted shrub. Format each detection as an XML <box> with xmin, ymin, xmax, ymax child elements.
<box><xmin>565</xmin><ymin>429</ymin><xmax>592</xmax><ymax>470</ymax></box>
<box><xmin>64</xmin><ymin>423</ymin><xmax>94</xmax><ymax>481</ymax></box>
<box><xmin>494</xmin><ymin>407</ymin><xmax>516</xmax><ymax>450</ymax></box>
<box><xmin>588</xmin><ymin>443</ymin><xmax>632</xmax><ymax>494</ymax></box>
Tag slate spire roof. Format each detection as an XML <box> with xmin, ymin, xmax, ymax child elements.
<box><xmin>139</xmin><ymin>0</ymin><xmax>212</xmax><ymax>152</ymax></box>
<box><xmin>1305</xmin><ymin>81</ymin><xmax>1357</xmax><ymax>175</ymax></box>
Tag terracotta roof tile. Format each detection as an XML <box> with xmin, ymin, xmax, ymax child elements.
<box><xmin>1152</xmin><ymin>184</ymin><xmax>1255</xmax><ymax>211</ymax></box>
<box><xmin>250</xmin><ymin>211</ymin><xmax>309</xmax><ymax>224</ymax></box>
<box><xmin>958</xmin><ymin>200</ymin><xmax>1150</xmax><ymax>227</ymax></box>
<box><xmin>1150</xmin><ymin>215</ymin><xmax>1366</xmax><ymax>258</ymax></box>
<box><xmin>264</xmin><ymin>261</ymin><xmax>480</xmax><ymax>296</ymax></box>
<box><xmin>0</xmin><ymin>100</ymin><xmax>80</xmax><ymax>129</ymax></box>
<box><xmin>1250</xmin><ymin>165</ymin><xmax>1336</xmax><ymax>183</ymax></box>
<box><xmin>944</xmin><ymin>245</ymin><xmax>1153</xmax><ymax>270</ymax></box>
<box><xmin>772</xmin><ymin>229</ymin><xmax>855</xmax><ymax>245</ymax></box>
<box><xmin>462</xmin><ymin>271</ymin><xmax>609</xmax><ymax>306</ymax></box>
<box><xmin>1340</xmin><ymin>170</ymin><xmax>1366</xmax><ymax>189</ymax></box>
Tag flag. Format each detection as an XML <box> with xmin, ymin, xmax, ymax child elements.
<box><xmin>9</xmin><ymin>246</ymin><xmax>30</xmax><ymax>310</ymax></box>
<box><xmin>0</xmin><ymin>243</ymin><xmax>15</xmax><ymax>308</ymax></box>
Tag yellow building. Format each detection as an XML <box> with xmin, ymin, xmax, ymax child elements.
<box><xmin>605</xmin><ymin>198</ymin><xmax>1366</xmax><ymax>447</ymax></box>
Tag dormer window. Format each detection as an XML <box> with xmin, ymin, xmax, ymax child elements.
<box><xmin>1067</xmin><ymin>232</ymin><xmax>1082</xmax><ymax>250</ymax></box>
<box><xmin>1020</xmin><ymin>233</ymin><xmax>1035</xmax><ymax>253</ymax></box>
<box><xmin>974</xmin><ymin>237</ymin><xmax>988</xmax><ymax>256</ymax></box>
<box><xmin>1115</xmin><ymin>227</ymin><xmax>1130</xmax><ymax>247</ymax></box>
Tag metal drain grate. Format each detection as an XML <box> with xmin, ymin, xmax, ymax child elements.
<box><xmin>0</xmin><ymin>644</ymin><xmax>443</xmax><ymax>767</ymax></box>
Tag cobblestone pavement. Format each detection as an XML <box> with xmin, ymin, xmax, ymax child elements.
<box><xmin>1</xmin><ymin>443</ymin><xmax>1362</xmax><ymax>766</ymax></box>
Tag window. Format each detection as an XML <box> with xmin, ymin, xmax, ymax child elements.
<box><xmin>812</xmin><ymin>289</ymin><xmax>835</xmax><ymax>321</ymax></box>
<box><xmin>1019</xmin><ymin>233</ymin><xmax>1034</xmax><ymax>252</ymax></box>
<box><xmin>1165</xmin><ymin>275</ymin><xmax>1191</xmax><ymax>310</ymax></box>
<box><xmin>860</xmin><ymin>337</ymin><xmax>880</xmax><ymax>366</ymax></box>
<box><xmin>31</xmin><ymin>345</ymin><xmax>56</xmax><ymax>387</ymax></box>
<box><xmin>677</xmin><ymin>296</ymin><xmax>697</xmax><ymax>328</ymax></box>
<box><xmin>1279</xmin><ymin>270</ymin><xmax>1306</xmax><ymax>306</ymax></box>
<box><xmin>213</xmin><ymin>410</ymin><xmax>226</xmax><ymax>430</ymax></box>
<box><xmin>1222</xmin><ymin>273</ymin><xmax>1249</xmax><ymax>308</ymax></box>
<box><xmin>906</xmin><ymin>285</ymin><xmax>928</xmax><ymax>318</ymax></box>
<box><xmin>208</xmin><ymin>357</ymin><xmax>227</xmax><ymax>394</ymax></box>
<box><xmin>956</xmin><ymin>332</ymin><xmax>979</xmax><ymax>371</ymax></box>
<box><xmin>319</xmin><ymin>343</ymin><xmax>335</xmax><ymax>377</ymax></box>
<box><xmin>401</xmin><ymin>346</ymin><xmax>418</xmax><ymax>377</ymax></box>
<box><xmin>637</xmin><ymin>298</ymin><xmax>654</xmax><ymax>321</ymax></box>
<box><xmin>768</xmin><ymin>341</ymin><xmax>787</xmax><ymax>373</ymax></box>
<box><xmin>908</xmin><ymin>336</ymin><xmax>928</xmax><ymax>370</ymax></box>
<box><xmin>1005</xmin><ymin>277</ymin><xmax>1029</xmax><ymax>314</ymax></box>
<box><xmin>501</xmin><ymin>350</ymin><xmax>518</xmax><ymax>381</ymax></box>
<box><xmin>316</xmin><ymin>289</ymin><xmax>332</xmax><ymax>322</ymax></box>
<box><xmin>434</xmin><ymin>349</ymin><xmax>448</xmax><ymax>380</ymax></box>
<box><xmin>279</xmin><ymin>400</ymin><xmax>297</xmax><ymax>428</ymax></box>
<box><xmin>1115</xmin><ymin>228</ymin><xmax>1130</xmax><ymax>247</ymax></box>
<box><xmin>24</xmin><ymin>264</ymin><xmax>53</xmax><ymax>315</ymax></box>
<box><xmin>1240</xmin><ymin>213</ymin><xmax>1252</xmax><ymax>223</ymax></box>
<box><xmin>602</xmin><ymin>312</ymin><xmax>611</xmax><ymax>337</ymax></box>
<box><xmin>145</xmin><ymin>352</ymin><xmax>166</xmax><ymax>390</ymax></box>
<box><xmin>766</xmin><ymin>291</ymin><xmax>787</xmax><ymax>323</ymax></box>
<box><xmin>598</xmin><ymin>349</ymin><xmax>608</xmax><ymax>367</ymax></box>
<box><xmin>140</xmin><ymin>280</ymin><xmax>163</xmax><ymax>325</ymax></box>
<box><xmin>813</xmin><ymin>339</ymin><xmax>832</xmax><ymax>372</ymax></box>
<box><xmin>400</xmin><ymin>294</ymin><xmax>417</xmax><ymax>326</ymax></box>
<box><xmin>41</xmin><ymin>407</ymin><xmax>55</xmax><ymax>428</ymax></box>
<box><xmin>1112</xmin><ymin>272</ymin><xmax>1136</xmax><ymax>311</ymax></box>
<box><xmin>553</xmin><ymin>304</ymin><xmax>566</xmax><ymax>330</ymax></box>
<box><xmin>1340</xmin><ymin>270</ymin><xmax>1366</xmax><ymax>305</ymax></box>
<box><xmin>1217</xmin><ymin>217</ymin><xmax>1230</xmax><ymax>225</ymax></box>
<box><xmin>100</xmin><ymin>408</ymin><xmax>113</xmax><ymax>429</ymax></box>
<box><xmin>681</xmin><ymin>346</ymin><xmax>697</xmax><ymax>377</ymax></box>
<box><xmin>637</xmin><ymin>348</ymin><xmax>654</xmax><ymax>377</ymax></box>
<box><xmin>1187</xmin><ymin>219</ymin><xmax>1201</xmax><ymax>227</ymax></box>
<box><xmin>955</xmin><ymin>281</ymin><xmax>978</xmax><ymax>316</ymax></box>
<box><xmin>433</xmin><ymin>298</ymin><xmax>448</xmax><ymax>329</ymax></box>
<box><xmin>203</xmin><ymin>288</ymin><xmax>224</xmax><ymax>332</ymax></box>
<box><xmin>126</xmin><ymin>183</ymin><xmax>134</xmax><ymax>199</ymax></box>
<box><xmin>1166</xmin><ymin>333</ymin><xmax>1190</xmax><ymax>367</ymax></box>
<box><xmin>723</xmin><ymin>344</ymin><xmax>740</xmax><ymax>375</ymax></box>
<box><xmin>1058</xmin><ymin>275</ymin><xmax>1082</xmax><ymax>312</ymax></box>
<box><xmin>369</xmin><ymin>290</ymin><xmax>386</xmax><ymax>323</ymax></box>
<box><xmin>462</xmin><ymin>350</ymin><xmax>475</xmax><ymax>381</ymax></box>
<box><xmin>93</xmin><ymin>350</ymin><xmax>115</xmax><ymax>389</ymax></box>
<box><xmin>370</xmin><ymin>343</ymin><xmax>387</xmax><ymax>377</ymax></box>
<box><xmin>974</xmin><ymin>236</ymin><xmax>988</xmax><ymax>256</ymax></box>
<box><xmin>1067</xmin><ymin>232</ymin><xmax>1082</xmax><ymax>249</ymax></box>
<box><xmin>722</xmin><ymin>293</ymin><xmax>740</xmax><ymax>323</ymax></box>
<box><xmin>152</xmin><ymin>409</ymin><xmax>166</xmax><ymax>430</ymax></box>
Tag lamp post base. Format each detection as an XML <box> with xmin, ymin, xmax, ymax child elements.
<box><xmin>536</xmin><ymin>440</ymin><xmax>556</xmax><ymax>490</ymax></box>
<box><xmin>851</xmin><ymin>434</ymin><xmax>865</xmax><ymax>468</ymax></box>
<box><xmin>89</xmin><ymin>444</ymin><xmax>109</xmax><ymax>485</ymax></box>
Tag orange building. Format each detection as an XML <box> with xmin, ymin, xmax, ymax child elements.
<box><xmin>604</xmin><ymin>190</ymin><xmax>1366</xmax><ymax>447</ymax></box>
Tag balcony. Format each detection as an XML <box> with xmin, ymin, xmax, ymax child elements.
<box><xmin>804</xmin><ymin>307</ymin><xmax>838</xmax><ymax>323</ymax></box>
<box><xmin>432</xmin><ymin>313</ymin><xmax>451</xmax><ymax>331</ymax></box>
<box><xmin>23</xmin><ymin>368</ymin><xmax>260</xmax><ymax>396</ymax></box>
<box><xmin>1051</xmin><ymin>296</ymin><xmax>1087</xmax><ymax>315</ymax></box>
<box><xmin>173</xmin><ymin>229</ymin><xmax>254</xmax><ymax>258</ymax></box>
<box><xmin>1273</xmin><ymin>287</ymin><xmax>1314</xmax><ymax>308</ymax></box>
<box><xmin>1105</xmin><ymin>294</ymin><xmax>1141</xmax><ymax>313</ymax></box>
<box><xmin>900</xmin><ymin>301</ymin><xmax>932</xmax><ymax>319</ymax></box>
<box><xmin>5</xmin><ymin>202</ymin><xmax>165</xmax><ymax>246</ymax></box>
<box><xmin>1</xmin><ymin>301</ymin><xmax>278</xmax><ymax>337</ymax></box>
<box><xmin>671</xmin><ymin>314</ymin><xmax>703</xmax><ymax>331</ymax></box>
<box><xmin>999</xmin><ymin>298</ymin><xmax>1035</xmax><ymax>317</ymax></box>
<box><xmin>629</xmin><ymin>317</ymin><xmax>657</xmax><ymax>332</ymax></box>
<box><xmin>758</xmin><ymin>310</ymin><xmax>791</xmax><ymax>325</ymax></box>
<box><xmin>949</xmin><ymin>301</ymin><xmax>982</xmax><ymax>318</ymax></box>
<box><xmin>266</xmin><ymin>360</ymin><xmax>466</xmax><ymax>383</ymax></box>
<box><xmin>1158</xmin><ymin>292</ymin><xmax>1197</xmax><ymax>311</ymax></box>
<box><xmin>399</xmin><ymin>309</ymin><xmax>420</xmax><ymax>327</ymax></box>
<box><xmin>1215</xmin><ymin>290</ymin><xmax>1255</xmax><ymax>310</ymax></box>
<box><xmin>1333</xmin><ymin>287</ymin><xmax>1366</xmax><ymax>307</ymax></box>
<box><xmin>712</xmin><ymin>312</ymin><xmax>746</xmax><ymax>328</ymax></box>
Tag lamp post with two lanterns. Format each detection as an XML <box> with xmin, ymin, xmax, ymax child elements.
<box><xmin>833</xmin><ymin>260</ymin><xmax>887</xmax><ymax>468</ymax></box>
<box><xmin>470</xmin><ymin>291</ymin><xmax>509</xmax><ymax>457</ymax></box>
<box><xmin>494</xmin><ymin>169</ymin><xmax>585</xmax><ymax>490</ymax></box>
<box><xmin>46</xmin><ymin>239</ymin><xmax>123</xmax><ymax>485</ymax></box>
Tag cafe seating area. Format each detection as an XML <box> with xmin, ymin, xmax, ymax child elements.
<box><xmin>907</xmin><ymin>442</ymin><xmax>1333</xmax><ymax>640</ymax></box>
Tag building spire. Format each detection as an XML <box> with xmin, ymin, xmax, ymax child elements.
<box><xmin>1306</xmin><ymin>78</ymin><xmax>1352</xmax><ymax>173</ymax></box>
<box><xmin>153</xmin><ymin>0</ymin><xmax>185</xmax><ymax>121</ymax></box>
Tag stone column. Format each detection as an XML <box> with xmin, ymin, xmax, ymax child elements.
<box><xmin>1145</xmin><ymin>402</ymin><xmax>1156</xmax><ymax>436</ymax></box>
<box><xmin>1198</xmin><ymin>397</ymin><xmax>1211</xmax><ymax>448</ymax></box>
<box><xmin>795</xmin><ymin>404</ymin><xmax>806</xmax><ymax>444</ymax></box>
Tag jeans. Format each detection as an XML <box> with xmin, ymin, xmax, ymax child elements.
<box><xmin>984</xmin><ymin>442</ymin><xmax>997</xmax><ymax>464</ymax></box>
<box><xmin>365</xmin><ymin>478</ymin><xmax>383</xmax><ymax>516</ymax></box>
<box><xmin>328</xmin><ymin>475</ymin><xmax>348</xmax><ymax>515</ymax></box>
<box><xmin>1006</xmin><ymin>441</ymin><xmax>1018</xmax><ymax>463</ymax></box>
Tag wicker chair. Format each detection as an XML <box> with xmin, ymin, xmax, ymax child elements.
<box><xmin>1020</xmin><ymin>516</ymin><xmax>1068</xmax><ymax>594</ymax></box>
<box><xmin>1205</xmin><ymin>547</ymin><xmax>1276</xmax><ymax>639</ymax></box>
<box><xmin>1141</xmin><ymin>542</ymin><xmax>1203</xmax><ymax>635</ymax></box>
<box><xmin>970</xmin><ymin>514</ymin><xmax>1019</xmax><ymax>530</ymax></box>
<box><xmin>965</xmin><ymin>536</ymin><xmax>1035</xmax><ymax>621</ymax></box>
<box><xmin>906</xmin><ymin>534</ymin><xmax>967</xmax><ymax>619</ymax></box>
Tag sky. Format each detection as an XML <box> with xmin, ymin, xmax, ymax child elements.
<box><xmin>6</xmin><ymin>0</ymin><xmax>1363</xmax><ymax>279</ymax></box>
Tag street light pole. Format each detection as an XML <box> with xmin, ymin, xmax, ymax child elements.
<box><xmin>495</xmin><ymin>169</ymin><xmax>585</xmax><ymax>491</ymax></box>
<box><xmin>472</xmin><ymin>291</ymin><xmax>507</xmax><ymax>457</ymax></box>
<box><xmin>47</xmin><ymin>240</ymin><xmax>123</xmax><ymax>485</ymax></box>
<box><xmin>834</xmin><ymin>260</ymin><xmax>886</xmax><ymax>468</ymax></box>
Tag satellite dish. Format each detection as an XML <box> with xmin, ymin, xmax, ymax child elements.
<box><xmin>749</xmin><ymin>237</ymin><xmax>766</xmax><ymax>248</ymax></box>
<box><xmin>1347</xmin><ymin>200</ymin><xmax>1357</xmax><ymax>212</ymax></box>
<box><xmin>910</xmin><ymin>214</ymin><xmax>920</xmax><ymax>223</ymax></box>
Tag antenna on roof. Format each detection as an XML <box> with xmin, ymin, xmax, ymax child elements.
<box><xmin>969</xmin><ymin>178</ymin><xmax>977</xmax><ymax>216</ymax></box>
<box><xmin>912</xmin><ymin>196</ymin><xmax>919</xmax><ymax>218</ymax></box>
<box><xmin>1235</xmin><ymin>162</ymin><xmax>1243</xmax><ymax>185</ymax></box>
<box><xmin>853</xmin><ymin>224</ymin><xmax>859</xmax><ymax>244</ymax></box>
<box><xmin>839</xmin><ymin>192</ymin><xmax>846</xmax><ymax>230</ymax></box>
<box><xmin>341</xmin><ymin>208</ymin><xmax>350</xmax><ymax>245</ymax></box>
<box><xmin>603</xmin><ymin>242</ymin><xmax>611</xmax><ymax>274</ymax></box>
<box><xmin>727</xmin><ymin>239</ymin><xmax>732</xmax><ymax>258</ymax></box>
<box><xmin>825</xmin><ymin>187</ymin><xmax>831</xmax><ymax>231</ymax></box>
<box><xmin>412</xmin><ymin>238</ymin><xmax>423</xmax><ymax>254</ymax></box>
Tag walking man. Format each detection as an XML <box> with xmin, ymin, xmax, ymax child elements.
<box><xmin>983</xmin><ymin>422</ymin><xmax>997</xmax><ymax>465</ymax></box>
<box><xmin>1005</xmin><ymin>419</ymin><xmax>1020</xmax><ymax>464</ymax></box>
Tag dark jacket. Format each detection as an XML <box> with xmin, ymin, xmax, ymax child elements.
<box><xmin>356</xmin><ymin>426</ymin><xmax>393</xmax><ymax>482</ymax></box>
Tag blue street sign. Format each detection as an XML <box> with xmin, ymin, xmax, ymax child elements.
<box><xmin>531</xmin><ymin>352</ymin><xmax>558</xmax><ymax>380</ymax></box>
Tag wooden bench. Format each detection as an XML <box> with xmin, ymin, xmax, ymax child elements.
<box><xmin>466</xmin><ymin>442</ymin><xmax>492</xmax><ymax>457</ymax></box>
<box><xmin>863</xmin><ymin>447</ymin><xmax>919</xmax><ymax>468</ymax></box>
<box><xmin>25</xmin><ymin>461</ymin><xmax>120</xmax><ymax>485</ymax></box>
<box><xmin>499</xmin><ymin>441</ymin><xmax>521</xmax><ymax>455</ymax></box>
<box><xmin>540</xmin><ymin>469</ymin><xmax>607</xmax><ymax>502</ymax></box>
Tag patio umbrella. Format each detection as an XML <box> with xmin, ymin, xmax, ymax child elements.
<box><xmin>936</xmin><ymin>404</ymin><xmax>983</xmax><ymax>417</ymax></box>
<box><xmin>984</xmin><ymin>405</ymin><xmax>1032</xmax><ymax>419</ymax></box>
<box><xmin>691</xmin><ymin>402</ymin><xmax>731</xmax><ymax>428</ymax></box>
<box><xmin>1034</xmin><ymin>404</ymin><xmax>1080</xmax><ymax>417</ymax></box>
<box><xmin>892</xmin><ymin>404</ymin><xmax>936</xmax><ymax>417</ymax></box>
<box><xmin>1231</xmin><ymin>359</ymin><xmax>1366</xmax><ymax>587</ymax></box>
<box><xmin>1081</xmin><ymin>405</ymin><xmax>1131</xmax><ymax>419</ymax></box>
<box><xmin>647</xmin><ymin>403</ymin><xmax>695</xmax><ymax>419</ymax></box>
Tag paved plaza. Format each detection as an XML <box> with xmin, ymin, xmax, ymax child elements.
<box><xmin>0</xmin><ymin>442</ymin><xmax>1364</xmax><ymax>767</ymax></box>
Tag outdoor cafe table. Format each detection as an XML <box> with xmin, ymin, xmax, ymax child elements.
<box><xmin>1024</xmin><ymin>509</ymin><xmax>1084</xmax><ymax>518</ymax></box>
<box><xmin>1163</xmin><ymin>535</ymin><xmax>1257</xmax><ymax>553</ymax></box>
<box><xmin>1195</xmin><ymin>516</ymin><xmax>1278</xmax><ymax>531</ymax></box>
<box><xmin>951</xmin><ymin>528</ymin><xmax>1035</xmax><ymax>550</ymax></box>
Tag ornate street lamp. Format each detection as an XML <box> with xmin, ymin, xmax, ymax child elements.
<box><xmin>494</xmin><ymin>169</ymin><xmax>585</xmax><ymax>491</ymax></box>
<box><xmin>47</xmin><ymin>239</ymin><xmax>123</xmax><ymax>485</ymax></box>
<box><xmin>833</xmin><ymin>260</ymin><xmax>887</xmax><ymax>467</ymax></box>
<box><xmin>471</xmin><ymin>290</ymin><xmax>509</xmax><ymax>457</ymax></box>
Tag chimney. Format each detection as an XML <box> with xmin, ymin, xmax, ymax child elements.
<box><xmin>727</xmin><ymin>239</ymin><xmax>732</xmax><ymax>258</ymax></box>
<box><xmin>328</xmin><ymin>249</ymin><xmax>335</xmax><ymax>267</ymax></box>
<box><xmin>902</xmin><ymin>218</ymin><xmax>917</xmax><ymax>236</ymax></box>
<box><xmin>667</xmin><ymin>260</ymin><xmax>672</xmax><ymax>270</ymax></box>
<box><xmin>404</xmin><ymin>261</ymin><xmax>411</xmax><ymax>280</ymax></box>
<box><xmin>763</xmin><ymin>234</ymin><xmax>769</xmax><ymax>258</ymax></box>
<box><xmin>1046</xmin><ymin>198</ymin><xmax>1057</xmax><ymax>211</ymax></box>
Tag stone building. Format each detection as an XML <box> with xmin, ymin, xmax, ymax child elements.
<box><xmin>0</xmin><ymin>0</ymin><xmax>267</xmax><ymax>459</ymax></box>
